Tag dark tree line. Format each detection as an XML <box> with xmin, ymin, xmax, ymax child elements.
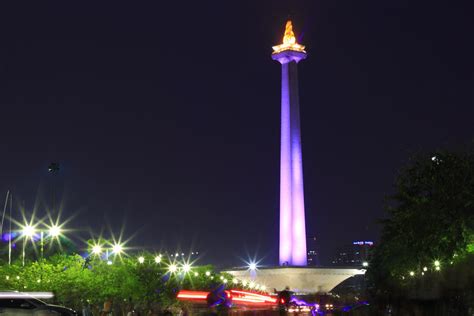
<box><xmin>368</xmin><ymin>146</ymin><xmax>474</xmax><ymax>314</ymax></box>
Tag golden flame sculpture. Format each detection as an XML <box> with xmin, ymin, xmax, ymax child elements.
<box><xmin>272</xmin><ymin>21</ymin><xmax>306</xmax><ymax>54</ymax></box>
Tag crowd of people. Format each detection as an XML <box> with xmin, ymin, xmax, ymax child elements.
<box><xmin>79</xmin><ymin>298</ymin><xmax>189</xmax><ymax>316</ymax></box>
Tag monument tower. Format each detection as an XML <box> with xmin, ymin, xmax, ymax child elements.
<box><xmin>226</xmin><ymin>23</ymin><xmax>365</xmax><ymax>291</ymax></box>
<box><xmin>272</xmin><ymin>21</ymin><xmax>307</xmax><ymax>266</ymax></box>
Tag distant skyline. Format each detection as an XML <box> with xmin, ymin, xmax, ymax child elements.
<box><xmin>0</xmin><ymin>1</ymin><xmax>473</xmax><ymax>267</ymax></box>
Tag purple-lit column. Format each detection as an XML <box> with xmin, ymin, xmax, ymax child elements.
<box><xmin>272</xmin><ymin>50</ymin><xmax>307</xmax><ymax>266</ymax></box>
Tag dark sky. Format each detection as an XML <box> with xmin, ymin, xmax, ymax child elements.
<box><xmin>0</xmin><ymin>1</ymin><xmax>472</xmax><ymax>267</ymax></box>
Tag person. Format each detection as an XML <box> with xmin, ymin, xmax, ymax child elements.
<box><xmin>162</xmin><ymin>309</ymin><xmax>172</xmax><ymax>316</ymax></box>
<box><xmin>82</xmin><ymin>302</ymin><xmax>92</xmax><ymax>316</ymax></box>
<box><xmin>112</xmin><ymin>299</ymin><xmax>121</xmax><ymax>316</ymax></box>
<box><xmin>127</xmin><ymin>306</ymin><xmax>140</xmax><ymax>316</ymax></box>
<box><xmin>278</xmin><ymin>286</ymin><xmax>293</xmax><ymax>308</ymax></box>
<box><xmin>100</xmin><ymin>298</ymin><xmax>112</xmax><ymax>316</ymax></box>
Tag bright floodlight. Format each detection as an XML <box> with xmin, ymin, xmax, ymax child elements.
<box><xmin>194</xmin><ymin>272</ymin><xmax>199</xmax><ymax>277</ymax></box>
<box><xmin>434</xmin><ymin>260</ymin><xmax>440</xmax><ymax>267</ymax></box>
<box><xmin>92</xmin><ymin>245</ymin><xmax>102</xmax><ymax>255</ymax></box>
<box><xmin>22</xmin><ymin>225</ymin><xmax>36</xmax><ymax>237</ymax></box>
<box><xmin>182</xmin><ymin>263</ymin><xmax>191</xmax><ymax>273</ymax></box>
<box><xmin>435</xmin><ymin>266</ymin><xmax>441</xmax><ymax>271</ymax></box>
<box><xmin>205</xmin><ymin>271</ymin><xmax>211</xmax><ymax>276</ymax></box>
<box><xmin>223</xmin><ymin>279</ymin><xmax>228</xmax><ymax>284</ymax></box>
<box><xmin>112</xmin><ymin>243</ymin><xmax>123</xmax><ymax>254</ymax></box>
<box><xmin>48</xmin><ymin>225</ymin><xmax>61</xmax><ymax>237</ymax></box>
<box><xmin>249</xmin><ymin>262</ymin><xmax>257</xmax><ymax>271</ymax></box>
<box><xmin>362</xmin><ymin>261</ymin><xmax>369</xmax><ymax>267</ymax></box>
<box><xmin>423</xmin><ymin>266</ymin><xmax>428</xmax><ymax>272</ymax></box>
<box><xmin>261</xmin><ymin>285</ymin><xmax>266</xmax><ymax>291</ymax></box>
<box><xmin>249</xmin><ymin>282</ymin><xmax>255</xmax><ymax>289</ymax></box>
<box><xmin>409</xmin><ymin>271</ymin><xmax>415</xmax><ymax>276</ymax></box>
<box><xmin>154</xmin><ymin>256</ymin><xmax>161</xmax><ymax>263</ymax></box>
<box><xmin>138</xmin><ymin>256</ymin><xmax>145</xmax><ymax>264</ymax></box>
<box><xmin>168</xmin><ymin>264</ymin><xmax>177</xmax><ymax>273</ymax></box>
<box><xmin>232</xmin><ymin>278</ymin><xmax>238</xmax><ymax>284</ymax></box>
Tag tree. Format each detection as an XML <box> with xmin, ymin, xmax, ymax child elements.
<box><xmin>368</xmin><ymin>147</ymin><xmax>474</xmax><ymax>308</ymax></box>
<box><xmin>0</xmin><ymin>252</ymin><xmax>233</xmax><ymax>313</ymax></box>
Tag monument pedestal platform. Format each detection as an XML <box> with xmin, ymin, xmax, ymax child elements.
<box><xmin>225</xmin><ymin>266</ymin><xmax>365</xmax><ymax>294</ymax></box>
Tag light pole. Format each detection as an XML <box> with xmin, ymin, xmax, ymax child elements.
<box><xmin>8</xmin><ymin>193</ymin><xmax>12</xmax><ymax>265</ymax></box>
<box><xmin>90</xmin><ymin>242</ymin><xmax>124</xmax><ymax>264</ymax></box>
<box><xmin>111</xmin><ymin>243</ymin><xmax>123</xmax><ymax>262</ymax></box>
<box><xmin>40</xmin><ymin>231</ymin><xmax>44</xmax><ymax>259</ymax></box>
<box><xmin>42</xmin><ymin>225</ymin><xmax>62</xmax><ymax>259</ymax></box>
<box><xmin>21</xmin><ymin>223</ymin><xmax>63</xmax><ymax>264</ymax></box>
<box><xmin>22</xmin><ymin>240</ymin><xmax>26</xmax><ymax>266</ymax></box>
<box><xmin>22</xmin><ymin>225</ymin><xmax>36</xmax><ymax>266</ymax></box>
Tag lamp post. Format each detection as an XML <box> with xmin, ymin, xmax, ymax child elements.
<box><xmin>8</xmin><ymin>193</ymin><xmax>12</xmax><ymax>265</ymax></box>
<box><xmin>89</xmin><ymin>242</ymin><xmax>126</xmax><ymax>264</ymax></box>
<box><xmin>39</xmin><ymin>225</ymin><xmax>62</xmax><ymax>259</ymax></box>
<box><xmin>21</xmin><ymin>225</ymin><xmax>36</xmax><ymax>266</ymax></box>
<box><xmin>44</xmin><ymin>225</ymin><xmax>61</xmax><ymax>259</ymax></box>
<box><xmin>21</xmin><ymin>223</ymin><xmax>63</xmax><ymax>264</ymax></box>
<box><xmin>40</xmin><ymin>231</ymin><xmax>44</xmax><ymax>259</ymax></box>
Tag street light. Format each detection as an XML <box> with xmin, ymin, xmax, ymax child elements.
<box><xmin>48</xmin><ymin>225</ymin><xmax>61</xmax><ymax>237</ymax></box>
<box><xmin>92</xmin><ymin>245</ymin><xmax>103</xmax><ymax>255</ymax></box>
<box><xmin>21</xmin><ymin>224</ymin><xmax>37</xmax><ymax>266</ymax></box>
<box><xmin>168</xmin><ymin>264</ymin><xmax>177</xmax><ymax>273</ymax></box>
<box><xmin>112</xmin><ymin>243</ymin><xmax>123</xmax><ymax>255</ymax></box>
<box><xmin>22</xmin><ymin>225</ymin><xmax>36</xmax><ymax>238</ymax></box>
<box><xmin>182</xmin><ymin>263</ymin><xmax>191</xmax><ymax>273</ymax></box>
<box><xmin>249</xmin><ymin>262</ymin><xmax>257</xmax><ymax>271</ymax></box>
<box><xmin>362</xmin><ymin>261</ymin><xmax>369</xmax><ymax>267</ymax></box>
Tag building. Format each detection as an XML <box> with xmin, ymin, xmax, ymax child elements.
<box><xmin>331</xmin><ymin>241</ymin><xmax>373</xmax><ymax>267</ymax></box>
<box><xmin>307</xmin><ymin>236</ymin><xmax>320</xmax><ymax>266</ymax></box>
<box><xmin>272</xmin><ymin>21</ymin><xmax>308</xmax><ymax>267</ymax></box>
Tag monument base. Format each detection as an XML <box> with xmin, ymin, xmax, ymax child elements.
<box><xmin>225</xmin><ymin>266</ymin><xmax>365</xmax><ymax>294</ymax></box>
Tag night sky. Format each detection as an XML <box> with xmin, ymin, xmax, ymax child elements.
<box><xmin>0</xmin><ymin>1</ymin><xmax>472</xmax><ymax>267</ymax></box>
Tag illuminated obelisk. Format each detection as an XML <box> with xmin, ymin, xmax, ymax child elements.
<box><xmin>272</xmin><ymin>21</ymin><xmax>307</xmax><ymax>266</ymax></box>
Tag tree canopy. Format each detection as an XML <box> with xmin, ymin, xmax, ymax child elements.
<box><xmin>369</xmin><ymin>148</ymin><xmax>474</xmax><ymax>295</ymax></box>
<box><xmin>0</xmin><ymin>252</ymin><xmax>236</xmax><ymax>313</ymax></box>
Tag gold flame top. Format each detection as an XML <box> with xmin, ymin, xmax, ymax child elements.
<box><xmin>272</xmin><ymin>20</ymin><xmax>306</xmax><ymax>54</ymax></box>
